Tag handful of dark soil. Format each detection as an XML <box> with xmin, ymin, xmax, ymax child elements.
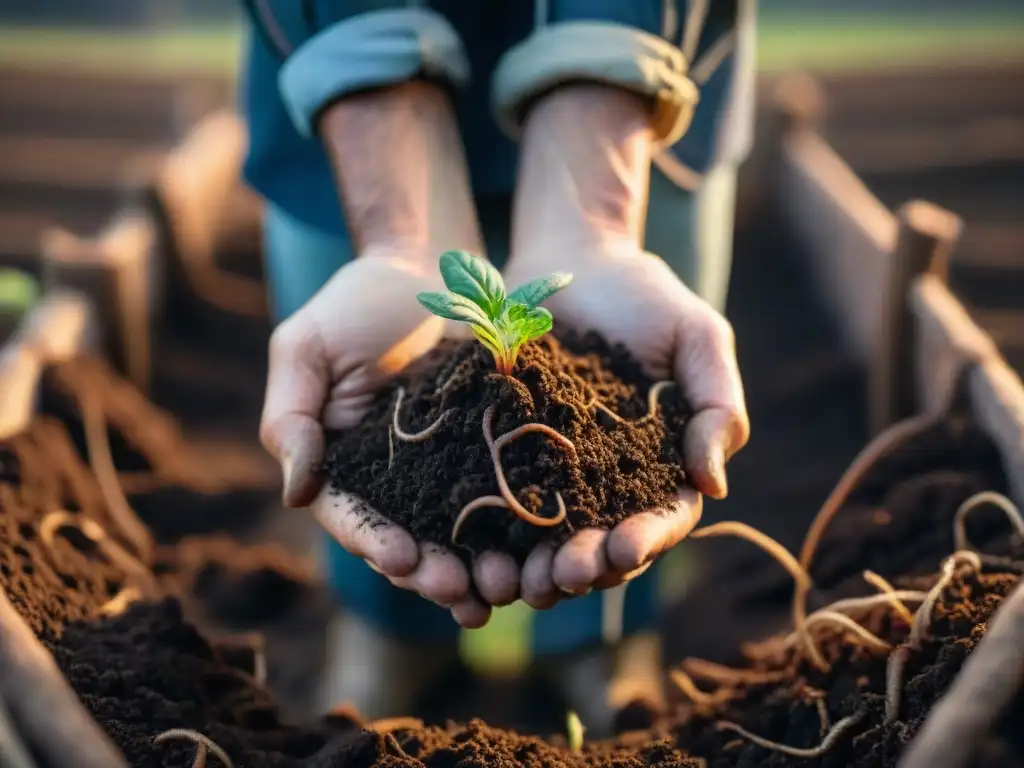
<box><xmin>324</xmin><ymin>333</ymin><xmax>690</xmax><ymax>562</ymax></box>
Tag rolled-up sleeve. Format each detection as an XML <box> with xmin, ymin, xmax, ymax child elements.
<box><xmin>491</xmin><ymin>0</ymin><xmax>699</xmax><ymax>147</ymax></box>
<box><xmin>276</xmin><ymin>2</ymin><xmax>471</xmax><ymax>138</ymax></box>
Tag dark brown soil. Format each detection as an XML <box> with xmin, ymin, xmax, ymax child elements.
<box><xmin>324</xmin><ymin>333</ymin><xmax>691</xmax><ymax>561</ymax></box>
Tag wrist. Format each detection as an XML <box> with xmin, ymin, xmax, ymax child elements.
<box><xmin>320</xmin><ymin>82</ymin><xmax>483</xmax><ymax>258</ymax></box>
<box><xmin>511</xmin><ymin>84</ymin><xmax>654</xmax><ymax>269</ymax></box>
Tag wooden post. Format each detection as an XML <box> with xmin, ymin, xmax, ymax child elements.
<box><xmin>870</xmin><ymin>200</ymin><xmax>963</xmax><ymax>434</ymax></box>
<box><xmin>40</xmin><ymin>213</ymin><xmax>157</xmax><ymax>393</ymax></box>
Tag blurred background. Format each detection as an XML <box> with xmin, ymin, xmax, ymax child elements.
<box><xmin>0</xmin><ymin>0</ymin><xmax>1021</xmax><ymax>730</ymax></box>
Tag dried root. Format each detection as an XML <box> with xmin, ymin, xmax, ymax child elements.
<box><xmin>392</xmin><ymin>387</ymin><xmax>455</xmax><ymax>443</ymax></box>
<box><xmin>884</xmin><ymin>645</ymin><xmax>911</xmax><ymax>725</ymax></box>
<box><xmin>680</xmin><ymin>657</ymin><xmax>786</xmax><ymax>687</ymax></box>
<box><xmin>690</xmin><ymin>522</ymin><xmax>826</xmax><ymax>669</ymax></box>
<box><xmin>953</xmin><ymin>491</ymin><xmax>1024</xmax><ymax>552</ymax></box>
<box><xmin>451</xmin><ymin>406</ymin><xmax>574</xmax><ymax>543</ymax></box>
<box><xmin>862</xmin><ymin>570</ymin><xmax>917</xmax><ymax>625</ymax></box>
<box><xmin>791</xmin><ymin>413</ymin><xmax>937</xmax><ymax>669</ymax></box>
<box><xmin>80</xmin><ymin>392</ymin><xmax>154</xmax><ymax>564</ymax></box>
<box><xmin>369</xmin><ymin>717</ymin><xmax>424</xmax><ymax>733</ymax></box>
<box><xmin>669</xmin><ymin>668</ymin><xmax>721</xmax><ymax>707</ymax></box>
<box><xmin>39</xmin><ymin>510</ymin><xmax>158</xmax><ymax>598</ymax></box>
<box><xmin>100</xmin><ymin>585</ymin><xmax>141</xmax><ymax>617</ymax></box>
<box><xmin>909</xmin><ymin>550</ymin><xmax>982</xmax><ymax>649</ymax></box>
<box><xmin>153</xmin><ymin>729</ymin><xmax>234</xmax><ymax>768</ymax></box>
<box><xmin>715</xmin><ymin>708</ymin><xmax>866</xmax><ymax>758</ymax></box>
<box><xmin>588</xmin><ymin>380</ymin><xmax>675</xmax><ymax>425</ymax></box>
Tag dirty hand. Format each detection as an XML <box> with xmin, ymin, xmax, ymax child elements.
<box><xmin>261</xmin><ymin>249</ymin><xmax>499</xmax><ymax>628</ymax></box>
<box><xmin>481</xmin><ymin>241</ymin><xmax>749</xmax><ymax>608</ymax></box>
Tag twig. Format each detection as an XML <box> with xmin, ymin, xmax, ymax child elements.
<box><xmin>589</xmin><ymin>380</ymin><xmax>674</xmax><ymax>425</ymax></box>
<box><xmin>908</xmin><ymin>551</ymin><xmax>982</xmax><ymax>649</ymax></box>
<box><xmin>863</xmin><ymin>570</ymin><xmax>917</xmax><ymax>625</ymax></box>
<box><xmin>153</xmin><ymin>729</ymin><xmax>234</xmax><ymax>768</ymax></box>
<box><xmin>80</xmin><ymin>392</ymin><xmax>154</xmax><ymax>565</ymax></box>
<box><xmin>823</xmin><ymin>590</ymin><xmax>928</xmax><ymax>619</ymax></box>
<box><xmin>793</xmin><ymin>414</ymin><xmax>938</xmax><ymax>667</ymax></box>
<box><xmin>690</xmin><ymin>522</ymin><xmax>826</xmax><ymax>669</ymax></box>
<box><xmin>884</xmin><ymin>645</ymin><xmax>911</xmax><ymax>725</ymax></box>
<box><xmin>900</xmin><ymin>580</ymin><xmax>1024</xmax><ymax>768</ymax></box>
<box><xmin>953</xmin><ymin>491</ymin><xmax>1024</xmax><ymax>553</ymax></box>
<box><xmin>392</xmin><ymin>387</ymin><xmax>455</xmax><ymax>443</ymax></box>
<box><xmin>715</xmin><ymin>709</ymin><xmax>866</xmax><ymax>758</ymax></box>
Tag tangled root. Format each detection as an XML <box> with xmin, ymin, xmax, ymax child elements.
<box><xmin>391</xmin><ymin>387</ymin><xmax>455</xmax><ymax>443</ymax></box>
<box><xmin>909</xmin><ymin>551</ymin><xmax>982</xmax><ymax>649</ymax></box>
<box><xmin>80</xmin><ymin>392</ymin><xmax>154</xmax><ymax>564</ymax></box>
<box><xmin>589</xmin><ymin>380</ymin><xmax>674</xmax><ymax>425</ymax></box>
<box><xmin>39</xmin><ymin>510</ymin><xmax>158</xmax><ymax>598</ymax></box>
<box><xmin>451</xmin><ymin>406</ymin><xmax>574</xmax><ymax>543</ymax></box>
<box><xmin>953</xmin><ymin>491</ymin><xmax>1024</xmax><ymax>552</ymax></box>
<box><xmin>153</xmin><ymin>729</ymin><xmax>234</xmax><ymax>768</ymax></box>
<box><xmin>715</xmin><ymin>709</ymin><xmax>867</xmax><ymax>758</ymax></box>
<box><xmin>862</xmin><ymin>570</ymin><xmax>917</xmax><ymax>625</ymax></box>
<box><xmin>793</xmin><ymin>414</ymin><xmax>938</xmax><ymax>667</ymax></box>
<box><xmin>690</xmin><ymin>522</ymin><xmax>825</xmax><ymax>669</ymax></box>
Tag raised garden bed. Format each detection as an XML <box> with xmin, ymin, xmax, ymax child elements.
<box><xmin>3</xmin><ymin>373</ymin><xmax>1024</xmax><ymax>767</ymax></box>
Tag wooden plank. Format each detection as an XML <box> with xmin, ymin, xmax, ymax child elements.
<box><xmin>778</xmin><ymin>127</ymin><xmax>897</xmax><ymax>361</ymax></box>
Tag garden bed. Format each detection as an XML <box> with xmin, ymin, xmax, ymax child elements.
<box><xmin>3</xmin><ymin>384</ymin><xmax>1023</xmax><ymax>766</ymax></box>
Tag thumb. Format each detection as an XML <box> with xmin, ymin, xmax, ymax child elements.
<box><xmin>673</xmin><ymin>310</ymin><xmax>749</xmax><ymax>499</ymax></box>
<box><xmin>261</xmin><ymin>320</ymin><xmax>330</xmax><ymax>507</ymax></box>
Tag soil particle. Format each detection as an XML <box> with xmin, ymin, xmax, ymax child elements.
<box><xmin>49</xmin><ymin>599</ymin><xmax>334</xmax><ymax>768</ymax></box>
<box><xmin>324</xmin><ymin>333</ymin><xmax>690</xmax><ymax>561</ymax></box>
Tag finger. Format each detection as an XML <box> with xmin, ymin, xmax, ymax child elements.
<box><xmin>390</xmin><ymin>544</ymin><xmax>470</xmax><ymax>607</ymax></box>
<box><xmin>552</xmin><ymin>528</ymin><xmax>609</xmax><ymax>594</ymax></box>
<box><xmin>473</xmin><ymin>551</ymin><xmax>520</xmax><ymax>606</ymax></box>
<box><xmin>310</xmin><ymin>491</ymin><xmax>419</xmax><ymax>578</ymax></box>
<box><xmin>261</xmin><ymin>319</ymin><xmax>330</xmax><ymax>507</ymax></box>
<box><xmin>592</xmin><ymin>559</ymin><xmax>655</xmax><ymax>590</ymax></box>
<box><xmin>672</xmin><ymin>310</ymin><xmax>750</xmax><ymax>499</ymax></box>
<box><xmin>521</xmin><ymin>540</ymin><xmax>560</xmax><ymax>610</ymax></box>
<box><xmin>606</xmin><ymin>490</ymin><xmax>702</xmax><ymax>572</ymax></box>
<box><xmin>450</xmin><ymin>594</ymin><xmax>493</xmax><ymax>629</ymax></box>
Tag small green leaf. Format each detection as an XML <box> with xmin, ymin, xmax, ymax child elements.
<box><xmin>512</xmin><ymin>306</ymin><xmax>553</xmax><ymax>342</ymax></box>
<box><xmin>439</xmin><ymin>250</ymin><xmax>506</xmax><ymax>317</ymax></box>
<box><xmin>417</xmin><ymin>291</ymin><xmax>492</xmax><ymax>327</ymax></box>
<box><xmin>507</xmin><ymin>272</ymin><xmax>573</xmax><ymax>309</ymax></box>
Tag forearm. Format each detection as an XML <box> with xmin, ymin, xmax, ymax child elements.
<box><xmin>511</xmin><ymin>84</ymin><xmax>655</xmax><ymax>266</ymax></box>
<box><xmin>319</xmin><ymin>82</ymin><xmax>483</xmax><ymax>262</ymax></box>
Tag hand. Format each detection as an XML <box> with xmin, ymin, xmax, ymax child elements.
<box><xmin>495</xmin><ymin>239</ymin><xmax>748</xmax><ymax>607</ymax></box>
<box><xmin>262</xmin><ymin>249</ymin><xmax>497</xmax><ymax>627</ymax></box>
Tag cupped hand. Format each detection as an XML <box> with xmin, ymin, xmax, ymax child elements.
<box><xmin>260</xmin><ymin>250</ymin><xmax>494</xmax><ymax>625</ymax></box>
<box><xmin>491</xmin><ymin>240</ymin><xmax>749</xmax><ymax>607</ymax></box>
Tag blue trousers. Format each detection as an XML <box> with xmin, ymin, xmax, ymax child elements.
<box><xmin>262</xmin><ymin>163</ymin><xmax>737</xmax><ymax>656</ymax></box>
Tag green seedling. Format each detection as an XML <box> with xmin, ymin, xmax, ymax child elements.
<box><xmin>566</xmin><ymin>710</ymin><xmax>585</xmax><ymax>753</ymax></box>
<box><xmin>417</xmin><ymin>250</ymin><xmax>572</xmax><ymax>376</ymax></box>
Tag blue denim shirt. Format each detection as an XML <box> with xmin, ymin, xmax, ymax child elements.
<box><xmin>240</xmin><ymin>0</ymin><xmax>754</xmax><ymax>237</ymax></box>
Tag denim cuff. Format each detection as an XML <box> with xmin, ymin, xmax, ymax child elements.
<box><xmin>492</xmin><ymin>21</ymin><xmax>699</xmax><ymax>149</ymax></box>
<box><xmin>278</xmin><ymin>8</ymin><xmax>470</xmax><ymax>138</ymax></box>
